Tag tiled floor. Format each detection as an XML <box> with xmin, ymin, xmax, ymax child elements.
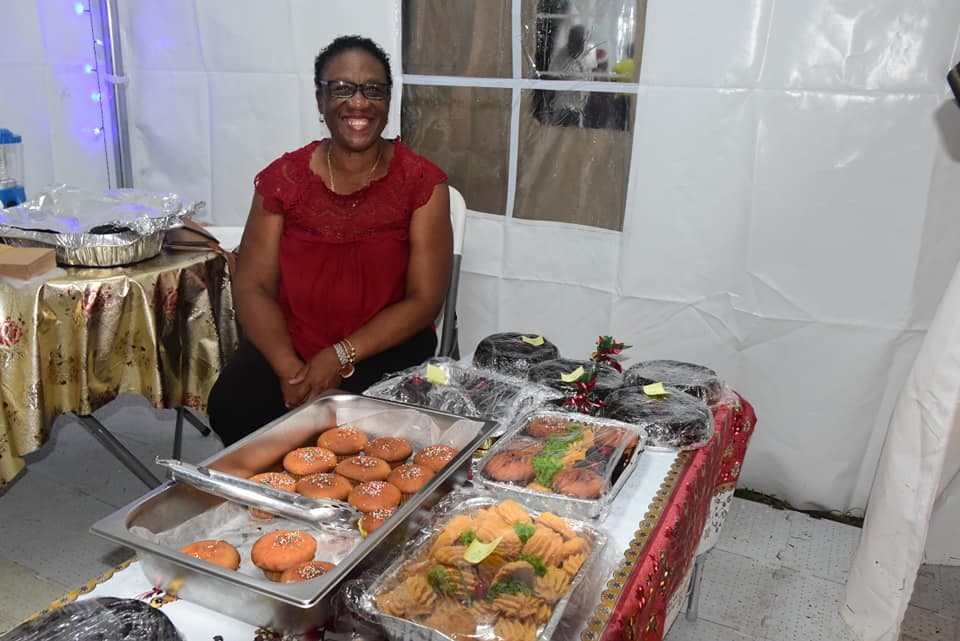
<box><xmin>0</xmin><ymin>395</ymin><xmax>957</xmax><ymax>641</ymax></box>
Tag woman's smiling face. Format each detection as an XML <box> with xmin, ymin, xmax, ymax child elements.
<box><xmin>317</xmin><ymin>48</ymin><xmax>390</xmax><ymax>152</ymax></box>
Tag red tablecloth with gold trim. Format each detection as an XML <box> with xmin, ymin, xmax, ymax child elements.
<box><xmin>581</xmin><ymin>389</ymin><xmax>757</xmax><ymax>641</ymax></box>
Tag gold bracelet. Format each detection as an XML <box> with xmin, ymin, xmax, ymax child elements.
<box><xmin>335</xmin><ymin>338</ymin><xmax>356</xmax><ymax>378</ymax></box>
<box><xmin>341</xmin><ymin>337</ymin><xmax>357</xmax><ymax>363</ymax></box>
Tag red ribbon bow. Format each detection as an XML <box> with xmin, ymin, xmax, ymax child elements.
<box><xmin>561</xmin><ymin>369</ymin><xmax>605</xmax><ymax>414</ymax></box>
<box><xmin>590</xmin><ymin>335</ymin><xmax>631</xmax><ymax>373</ymax></box>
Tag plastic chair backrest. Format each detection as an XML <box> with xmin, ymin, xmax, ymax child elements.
<box><xmin>437</xmin><ymin>186</ymin><xmax>466</xmax><ymax>357</ymax></box>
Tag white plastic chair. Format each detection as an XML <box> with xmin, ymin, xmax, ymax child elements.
<box><xmin>437</xmin><ymin>186</ymin><xmax>466</xmax><ymax>358</ymax></box>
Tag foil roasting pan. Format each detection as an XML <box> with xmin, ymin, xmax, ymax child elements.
<box><xmin>0</xmin><ymin>185</ymin><xmax>204</xmax><ymax>266</ymax></box>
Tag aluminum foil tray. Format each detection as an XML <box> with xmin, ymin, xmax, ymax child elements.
<box><xmin>472</xmin><ymin>410</ymin><xmax>646</xmax><ymax>520</ymax></box>
<box><xmin>91</xmin><ymin>392</ymin><xmax>496</xmax><ymax>633</ymax></box>
<box><xmin>360</xmin><ymin>494</ymin><xmax>607</xmax><ymax>641</ymax></box>
<box><xmin>0</xmin><ymin>186</ymin><xmax>202</xmax><ymax>266</ymax></box>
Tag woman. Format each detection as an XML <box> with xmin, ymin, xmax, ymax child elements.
<box><xmin>208</xmin><ymin>36</ymin><xmax>452</xmax><ymax>446</ymax></box>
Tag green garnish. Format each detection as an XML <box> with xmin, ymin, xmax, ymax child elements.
<box><xmin>530</xmin><ymin>423</ymin><xmax>585</xmax><ymax>486</ymax></box>
<box><xmin>426</xmin><ymin>566</ymin><xmax>457</xmax><ymax>595</ymax></box>
<box><xmin>487</xmin><ymin>578</ymin><xmax>533</xmax><ymax>600</ymax></box>
<box><xmin>513</xmin><ymin>521</ymin><xmax>536</xmax><ymax>545</ymax></box>
<box><xmin>458</xmin><ymin>529</ymin><xmax>477</xmax><ymax>546</ymax></box>
<box><xmin>519</xmin><ymin>553</ymin><xmax>548</xmax><ymax>576</ymax></box>
<box><xmin>532</xmin><ymin>453</ymin><xmax>566</xmax><ymax>486</ymax></box>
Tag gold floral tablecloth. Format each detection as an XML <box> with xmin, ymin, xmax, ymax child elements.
<box><xmin>0</xmin><ymin>250</ymin><xmax>238</xmax><ymax>486</ymax></box>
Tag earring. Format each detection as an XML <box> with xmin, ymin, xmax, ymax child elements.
<box><xmin>319</xmin><ymin>114</ymin><xmax>325</xmax><ymax>123</ymax></box>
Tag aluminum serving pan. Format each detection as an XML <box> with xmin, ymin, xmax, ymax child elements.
<box><xmin>91</xmin><ymin>392</ymin><xmax>496</xmax><ymax>633</ymax></box>
<box><xmin>359</xmin><ymin>493</ymin><xmax>607</xmax><ymax>641</ymax></box>
<box><xmin>0</xmin><ymin>186</ymin><xmax>201</xmax><ymax>266</ymax></box>
<box><xmin>472</xmin><ymin>410</ymin><xmax>646</xmax><ymax>520</ymax></box>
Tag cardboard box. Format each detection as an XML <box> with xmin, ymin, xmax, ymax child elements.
<box><xmin>0</xmin><ymin>245</ymin><xmax>57</xmax><ymax>280</ymax></box>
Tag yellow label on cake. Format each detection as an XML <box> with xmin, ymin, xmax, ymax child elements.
<box><xmin>521</xmin><ymin>335</ymin><xmax>545</xmax><ymax>346</ymax></box>
<box><xmin>560</xmin><ymin>366</ymin><xmax>585</xmax><ymax>383</ymax></box>
<box><xmin>425</xmin><ymin>364</ymin><xmax>448</xmax><ymax>386</ymax></box>
<box><xmin>643</xmin><ymin>382</ymin><xmax>670</xmax><ymax>397</ymax></box>
<box><xmin>464</xmin><ymin>536</ymin><xmax>503</xmax><ymax>563</ymax></box>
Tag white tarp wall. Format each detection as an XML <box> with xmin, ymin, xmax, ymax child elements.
<box><xmin>0</xmin><ymin>0</ymin><xmax>114</xmax><ymax>193</ymax></box>
<box><xmin>5</xmin><ymin>0</ymin><xmax>960</xmax><ymax>513</ymax></box>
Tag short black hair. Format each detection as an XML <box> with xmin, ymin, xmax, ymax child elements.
<box><xmin>314</xmin><ymin>35</ymin><xmax>393</xmax><ymax>91</ymax></box>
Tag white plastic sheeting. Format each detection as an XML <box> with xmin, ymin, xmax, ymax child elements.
<box><xmin>5</xmin><ymin>1</ymin><xmax>960</xmax><ymax>511</ymax></box>
<box><xmin>842</xmin><ymin>261</ymin><xmax>960</xmax><ymax>640</ymax></box>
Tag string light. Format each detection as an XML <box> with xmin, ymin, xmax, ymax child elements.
<box><xmin>73</xmin><ymin>2</ymin><xmax>107</xmax><ymax>150</ymax></box>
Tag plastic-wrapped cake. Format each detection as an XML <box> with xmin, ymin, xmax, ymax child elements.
<box><xmin>472</xmin><ymin>332</ymin><xmax>560</xmax><ymax>377</ymax></box>
<box><xmin>603</xmin><ymin>385</ymin><xmax>713</xmax><ymax>450</ymax></box>
<box><xmin>368</xmin><ymin>370</ymin><xmax>479</xmax><ymax>418</ymax></box>
<box><xmin>4</xmin><ymin>597</ymin><xmax>180</xmax><ymax>641</ymax></box>
<box><xmin>527</xmin><ymin>358</ymin><xmax>623</xmax><ymax>399</ymax></box>
<box><xmin>623</xmin><ymin>359</ymin><xmax>723</xmax><ymax>405</ymax></box>
<box><xmin>364</xmin><ymin>359</ymin><xmax>561</xmax><ymax>436</ymax></box>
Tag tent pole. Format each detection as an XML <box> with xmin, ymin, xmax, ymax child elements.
<box><xmin>98</xmin><ymin>0</ymin><xmax>133</xmax><ymax>188</ymax></box>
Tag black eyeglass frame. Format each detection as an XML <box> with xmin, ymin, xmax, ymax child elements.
<box><xmin>318</xmin><ymin>80</ymin><xmax>392</xmax><ymax>101</ymax></box>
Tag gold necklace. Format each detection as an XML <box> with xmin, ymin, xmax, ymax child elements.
<box><xmin>327</xmin><ymin>141</ymin><xmax>382</xmax><ymax>194</ymax></box>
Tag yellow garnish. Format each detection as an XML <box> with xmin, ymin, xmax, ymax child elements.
<box><xmin>642</xmin><ymin>382</ymin><xmax>670</xmax><ymax>397</ymax></box>
<box><xmin>425</xmin><ymin>364</ymin><xmax>449</xmax><ymax>385</ymax></box>
<box><xmin>463</xmin><ymin>536</ymin><xmax>503</xmax><ymax>563</ymax></box>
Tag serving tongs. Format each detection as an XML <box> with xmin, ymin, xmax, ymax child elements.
<box><xmin>155</xmin><ymin>458</ymin><xmax>360</xmax><ymax>532</ymax></box>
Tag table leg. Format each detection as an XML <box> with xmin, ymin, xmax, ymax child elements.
<box><xmin>76</xmin><ymin>413</ymin><xmax>162</xmax><ymax>489</ymax></box>
<box><xmin>172</xmin><ymin>407</ymin><xmax>211</xmax><ymax>459</ymax></box>
<box><xmin>686</xmin><ymin>553</ymin><xmax>705</xmax><ymax>621</ymax></box>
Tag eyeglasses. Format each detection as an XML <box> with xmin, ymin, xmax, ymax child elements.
<box><xmin>319</xmin><ymin>80</ymin><xmax>391</xmax><ymax>101</ymax></box>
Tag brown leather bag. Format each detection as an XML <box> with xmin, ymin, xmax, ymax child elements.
<box><xmin>164</xmin><ymin>219</ymin><xmax>238</xmax><ymax>274</ymax></box>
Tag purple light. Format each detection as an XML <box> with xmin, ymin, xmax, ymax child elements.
<box><xmin>90</xmin><ymin>91</ymin><xmax>101</xmax><ymax>102</ymax></box>
<box><xmin>74</xmin><ymin>3</ymin><xmax>85</xmax><ymax>15</ymax></box>
<box><xmin>93</xmin><ymin>127</ymin><xmax>103</xmax><ymax>135</ymax></box>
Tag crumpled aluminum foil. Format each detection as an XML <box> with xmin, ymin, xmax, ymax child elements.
<box><xmin>0</xmin><ymin>185</ymin><xmax>205</xmax><ymax>267</ymax></box>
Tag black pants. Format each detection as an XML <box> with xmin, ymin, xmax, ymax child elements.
<box><xmin>208</xmin><ymin>328</ymin><xmax>437</xmax><ymax>446</ymax></box>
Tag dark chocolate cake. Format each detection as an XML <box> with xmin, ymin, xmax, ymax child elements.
<box><xmin>623</xmin><ymin>359</ymin><xmax>723</xmax><ymax>405</ymax></box>
<box><xmin>527</xmin><ymin>358</ymin><xmax>622</xmax><ymax>399</ymax></box>
<box><xmin>603</xmin><ymin>385</ymin><xmax>713</xmax><ymax>450</ymax></box>
<box><xmin>4</xmin><ymin>597</ymin><xmax>180</xmax><ymax>641</ymax></box>
<box><xmin>472</xmin><ymin>332</ymin><xmax>560</xmax><ymax>377</ymax></box>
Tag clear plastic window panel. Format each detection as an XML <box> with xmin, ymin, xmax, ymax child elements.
<box><xmin>401</xmin><ymin>85</ymin><xmax>512</xmax><ymax>216</ymax></box>
<box><xmin>522</xmin><ymin>0</ymin><xmax>644</xmax><ymax>82</ymax></box>
<box><xmin>402</xmin><ymin>0</ymin><xmax>513</xmax><ymax>78</ymax></box>
<box><xmin>513</xmin><ymin>89</ymin><xmax>633</xmax><ymax>230</ymax></box>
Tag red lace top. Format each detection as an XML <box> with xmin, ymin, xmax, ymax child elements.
<box><xmin>254</xmin><ymin>138</ymin><xmax>447</xmax><ymax>361</ymax></box>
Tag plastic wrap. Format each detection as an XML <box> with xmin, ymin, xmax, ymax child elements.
<box><xmin>472</xmin><ymin>332</ymin><xmax>560</xmax><ymax>377</ymax></box>
<box><xmin>622</xmin><ymin>359</ymin><xmax>723</xmax><ymax>405</ymax></box>
<box><xmin>473</xmin><ymin>410</ymin><xmax>645</xmax><ymax>519</ymax></box>
<box><xmin>364</xmin><ymin>358</ymin><xmax>562</xmax><ymax>436</ymax></box>
<box><xmin>527</xmin><ymin>358</ymin><xmax>623</xmax><ymax>399</ymax></box>
<box><xmin>0</xmin><ymin>185</ymin><xmax>203</xmax><ymax>266</ymax></box>
<box><xmin>602</xmin><ymin>386</ymin><xmax>714</xmax><ymax>450</ymax></box>
<box><xmin>352</xmin><ymin>492</ymin><xmax>606</xmax><ymax>641</ymax></box>
<box><xmin>3</xmin><ymin>597</ymin><xmax>181</xmax><ymax>641</ymax></box>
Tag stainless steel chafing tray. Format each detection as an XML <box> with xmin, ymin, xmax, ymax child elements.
<box><xmin>91</xmin><ymin>392</ymin><xmax>496</xmax><ymax>633</ymax></box>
